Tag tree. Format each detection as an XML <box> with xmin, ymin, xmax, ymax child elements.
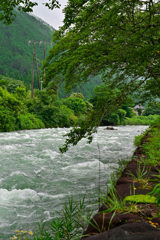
<box><xmin>0</xmin><ymin>87</ymin><xmax>24</xmax><ymax>131</ymax></box>
<box><xmin>44</xmin><ymin>0</ymin><xmax>160</xmax><ymax>91</ymax></box>
<box><xmin>14</xmin><ymin>85</ymin><xmax>27</xmax><ymax>100</ymax></box>
<box><xmin>63</xmin><ymin>93</ymin><xmax>87</xmax><ymax>116</ymax></box>
<box><xmin>143</xmin><ymin>102</ymin><xmax>160</xmax><ymax>116</ymax></box>
<box><xmin>0</xmin><ymin>87</ymin><xmax>26</xmax><ymax>116</ymax></box>
<box><xmin>42</xmin><ymin>0</ymin><xmax>160</xmax><ymax>152</ymax></box>
<box><xmin>89</xmin><ymin>84</ymin><xmax>127</xmax><ymax>126</ymax></box>
<box><xmin>0</xmin><ymin>0</ymin><xmax>60</xmax><ymax>24</ymax></box>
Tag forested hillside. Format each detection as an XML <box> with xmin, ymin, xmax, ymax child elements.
<box><xmin>0</xmin><ymin>9</ymin><xmax>54</xmax><ymax>89</ymax></box>
<box><xmin>0</xmin><ymin>10</ymin><xmax>102</xmax><ymax>99</ymax></box>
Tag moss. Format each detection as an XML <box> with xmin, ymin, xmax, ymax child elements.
<box><xmin>124</xmin><ymin>194</ymin><xmax>157</xmax><ymax>204</ymax></box>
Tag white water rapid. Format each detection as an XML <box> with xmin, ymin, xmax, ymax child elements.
<box><xmin>0</xmin><ymin>126</ymin><xmax>148</xmax><ymax>239</ymax></box>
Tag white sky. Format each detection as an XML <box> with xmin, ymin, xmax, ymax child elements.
<box><xmin>31</xmin><ymin>0</ymin><xmax>67</xmax><ymax>30</ymax></box>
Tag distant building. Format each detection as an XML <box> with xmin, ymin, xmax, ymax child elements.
<box><xmin>134</xmin><ymin>105</ymin><xmax>145</xmax><ymax>116</ymax></box>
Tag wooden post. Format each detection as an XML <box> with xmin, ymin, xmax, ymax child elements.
<box><xmin>43</xmin><ymin>40</ymin><xmax>46</xmax><ymax>81</ymax></box>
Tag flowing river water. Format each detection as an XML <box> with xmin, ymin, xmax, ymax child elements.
<box><xmin>0</xmin><ymin>126</ymin><xmax>148</xmax><ymax>239</ymax></box>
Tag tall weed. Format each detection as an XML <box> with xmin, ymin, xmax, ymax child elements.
<box><xmin>34</xmin><ymin>195</ymin><xmax>92</xmax><ymax>240</ymax></box>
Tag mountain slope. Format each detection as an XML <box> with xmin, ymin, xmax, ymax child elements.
<box><xmin>0</xmin><ymin>10</ymin><xmax>55</xmax><ymax>89</ymax></box>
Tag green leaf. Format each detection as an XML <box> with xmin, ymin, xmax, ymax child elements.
<box><xmin>124</xmin><ymin>194</ymin><xmax>157</xmax><ymax>204</ymax></box>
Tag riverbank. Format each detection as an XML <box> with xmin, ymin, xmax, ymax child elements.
<box><xmin>82</xmin><ymin>126</ymin><xmax>160</xmax><ymax>239</ymax></box>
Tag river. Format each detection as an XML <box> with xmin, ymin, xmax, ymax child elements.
<box><xmin>0</xmin><ymin>126</ymin><xmax>148</xmax><ymax>239</ymax></box>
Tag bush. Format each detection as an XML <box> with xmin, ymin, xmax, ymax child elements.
<box><xmin>17</xmin><ymin>113</ymin><xmax>45</xmax><ymax>130</ymax></box>
<box><xmin>0</xmin><ymin>106</ymin><xmax>16</xmax><ymax>132</ymax></box>
<box><xmin>60</xmin><ymin>105</ymin><xmax>78</xmax><ymax>126</ymax></box>
<box><xmin>150</xmin><ymin>115</ymin><xmax>160</xmax><ymax>128</ymax></box>
<box><xmin>124</xmin><ymin>114</ymin><xmax>159</xmax><ymax>125</ymax></box>
<box><xmin>102</xmin><ymin>113</ymin><xmax>120</xmax><ymax>126</ymax></box>
<box><xmin>143</xmin><ymin>128</ymin><xmax>160</xmax><ymax>166</ymax></box>
<box><xmin>63</xmin><ymin>97</ymin><xmax>87</xmax><ymax>116</ymax></box>
<box><xmin>143</xmin><ymin>102</ymin><xmax>160</xmax><ymax>116</ymax></box>
<box><xmin>117</xmin><ymin>109</ymin><xmax>126</xmax><ymax>124</ymax></box>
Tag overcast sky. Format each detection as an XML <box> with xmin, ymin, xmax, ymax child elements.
<box><xmin>31</xmin><ymin>0</ymin><xmax>67</xmax><ymax>30</ymax></box>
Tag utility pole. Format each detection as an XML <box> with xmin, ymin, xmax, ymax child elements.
<box><xmin>43</xmin><ymin>40</ymin><xmax>46</xmax><ymax>81</ymax></box>
<box><xmin>44</xmin><ymin>40</ymin><xmax>46</xmax><ymax>60</ymax></box>
<box><xmin>35</xmin><ymin>53</ymin><xmax>41</xmax><ymax>90</ymax></box>
<box><xmin>31</xmin><ymin>40</ymin><xmax>35</xmax><ymax>99</ymax></box>
<box><xmin>40</xmin><ymin>78</ymin><xmax>43</xmax><ymax>91</ymax></box>
<box><xmin>39</xmin><ymin>40</ymin><xmax>52</xmax><ymax>90</ymax></box>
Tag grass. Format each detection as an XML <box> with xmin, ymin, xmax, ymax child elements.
<box><xmin>99</xmin><ymin>178</ymin><xmax>141</xmax><ymax>230</ymax></box>
<box><xmin>100</xmin><ymin>178</ymin><xmax>128</xmax><ymax>213</ymax></box>
<box><xmin>134</xmin><ymin>127</ymin><xmax>150</xmax><ymax>147</ymax></box>
<box><xmin>127</xmin><ymin>163</ymin><xmax>150</xmax><ymax>189</ymax></box>
<box><xmin>149</xmin><ymin>184</ymin><xmax>160</xmax><ymax>206</ymax></box>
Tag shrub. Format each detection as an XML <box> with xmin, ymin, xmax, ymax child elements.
<box><xmin>124</xmin><ymin>114</ymin><xmax>159</xmax><ymax>125</ymax></box>
<box><xmin>0</xmin><ymin>106</ymin><xmax>16</xmax><ymax>132</ymax></box>
<box><xmin>150</xmin><ymin>115</ymin><xmax>160</xmax><ymax>128</ymax></box>
<box><xmin>117</xmin><ymin>109</ymin><xmax>126</xmax><ymax>124</ymax></box>
<box><xmin>143</xmin><ymin>128</ymin><xmax>160</xmax><ymax>166</ymax></box>
<box><xmin>17</xmin><ymin>113</ymin><xmax>45</xmax><ymax>130</ymax></box>
<box><xmin>102</xmin><ymin>113</ymin><xmax>120</xmax><ymax>126</ymax></box>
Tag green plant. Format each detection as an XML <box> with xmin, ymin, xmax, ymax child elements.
<box><xmin>125</xmin><ymin>115</ymin><xmax>159</xmax><ymax>126</ymax></box>
<box><xmin>83</xmin><ymin>212</ymin><xmax>106</xmax><ymax>235</ymax></box>
<box><xmin>99</xmin><ymin>178</ymin><xmax>137</xmax><ymax>230</ymax></box>
<box><xmin>149</xmin><ymin>184</ymin><xmax>160</xmax><ymax>206</ymax></box>
<box><xmin>127</xmin><ymin>164</ymin><xmax>149</xmax><ymax>188</ymax></box>
<box><xmin>134</xmin><ymin>134</ymin><xmax>145</xmax><ymax>147</ymax></box>
<box><xmin>35</xmin><ymin>195</ymin><xmax>92</xmax><ymax>240</ymax></box>
<box><xmin>134</xmin><ymin>127</ymin><xmax>151</xmax><ymax>147</ymax></box>
<box><xmin>17</xmin><ymin>113</ymin><xmax>45</xmax><ymax>130</ymax></box>
<box><xmin>100</xmin><ymin>179</ymin><xmax>128</xmax><ymax>213</ymax></box>
<box><xmin>124</xmin><ymin>194</ymin><xmax>157</xmax><ymax>204</ymax></box>
<box><xmin>143</xmin><ymin>102</ymin><xmax>160</xmax><ymax>117</ymax></box>
<box><xmin>150</xmin><ymin>115</ymin><xmax>160</xmax><ymax>128</ymax></box>
<box><xmin>143</xmin><ymin>128</ymin><xmax>160</xmax><ymax>166</ymax></box>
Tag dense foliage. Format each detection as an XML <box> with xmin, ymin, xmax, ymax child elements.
<box><xmin>0</xmin><ymin>86</ymin><xmax>45</xmax><ymax>132</ymax></box>
<box><xmin>124</xmin><ymin>114</ymin><xmax>159</xmax><ymax>126</ymax></box>
<box><xmin>143</xmin><ymin>102</ymin><xmax>160</xmax><ymax>116</ymax></box>
<box><xmin>2</xmin><ymin>75</ymin><xmax>159</xmax><ymax>133</ymax></box>
<box><xmin>0</xmin><ymin>81</ymin><xmax>94</xmax><ymax>132</ymax></box>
